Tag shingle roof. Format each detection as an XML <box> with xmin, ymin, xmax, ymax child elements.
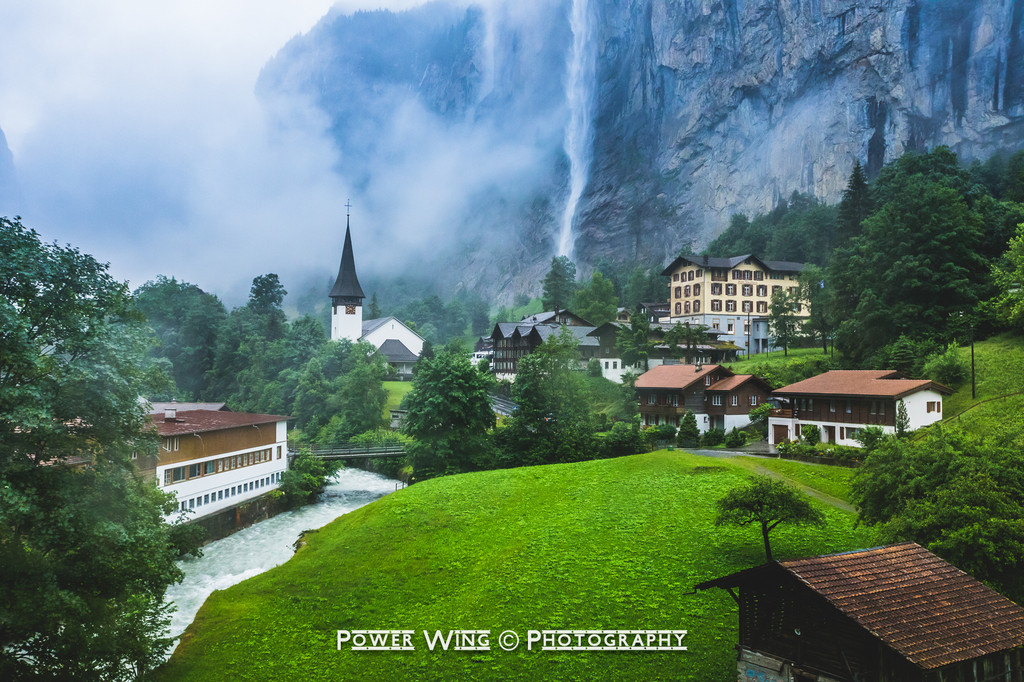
<box><xmin>661</xmin><ymin>253</ymin><xmax>806</xmax><ymax>276</ymax></box>
<box><xmin>707</xmin><ymin>374</ymin><xmax>766</xmax><ymax>392</ymax></box>
<box><xmin>697</xmin><ymin>543</ymin><xmax>1024</xmax><ymax>670</ymax></box>
<box><xmin>781</xmin><ymin>543</ymin><xmax>1024</xmax><ymax>669</ymax></box>
<box><xmin>329</xmin><ymin>222</ymin><xmax>365</xmax><ymax>300</ymax></box>
<box><xmin>153</xmin><ymin>410</ymin><xmax>290</xmax><ymax>437</ymax></box>
<box><xmin>773</xmin><ymin>370</ymin><xmax>953</xmax><ymax>398</ymax></box>
<box><xmin>377</xmin><ymin>339</ymin><xmax>419</xmax><ymax>364</ymax></box>
<box><xmin>634</xmin><ymin>364</ymin><xmax>728</xmax><ymax>389</ymax></box>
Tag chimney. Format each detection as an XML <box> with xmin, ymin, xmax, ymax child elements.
<box><xmin>164</xmin><ymin>399</ymin><xmax>177</xmax><ymax>422</ymax></box>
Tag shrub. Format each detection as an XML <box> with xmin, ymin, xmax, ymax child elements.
<box><xmin>701</xmin><ymin>427</ymin><xmax>726</xmax><ymax>447</ymax></box>
<box><xmin>800</xmin><ymin>423</ymin><xmax>822</xmax><ymax>444</ymax></box>
<box><xmin>647</xmin><ymin>423</ymin><xmax>677</xmax><ymax>443</ymax></box>
<box><xmin>586</xmin><ymin>358</ymin><xmax>603</xmax><ymax>377</ymax></box>
<box><xmin>724</xmin><ymin>428</ymin><xmax>746</xmax><ymax>448</ymax></box>
<box><xmin>600</xmin><ymin>420</ymin><xmax>644</xmax><ymax>458</ymax></box>
<box><xmin>676</xmin><ymin>411</ymin><xmax>700</xmax><ymax>448</ymax></box>
<box><xmin>922</xmin><ymin>342</ymin><xmax>969</xmax><ymax>387</ymax></box>
<box><xmin>854</xmin><ymin>425</ymin><xmax>888</xmax><ymax>451</ymax></box>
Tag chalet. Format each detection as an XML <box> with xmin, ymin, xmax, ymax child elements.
<box><xmin>696</xmin><ymin>543</ymin><xmax>1024</xmax><ymax>682</ymax></box>
<box><xmin>768</xmin><ymin>370</ymin><xmax>953</xmax><ymax>446</ymax></box>
<box><xmin>635</xmin><ymin>364</ymin><xmax>771</xmax><ymax>432</ymax></box>
<box><xmin>661</xmin><ymin>254</ymin><xmax>809</xmax><ymax>355</ymax></box>
<box><xmin>148</xmin><ymin>407</ymin><xmax>290</xmax><ymax>519</ymax></box>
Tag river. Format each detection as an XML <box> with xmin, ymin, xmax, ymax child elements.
<box><xmin>164</xmin><ymin>468</ymin><xmax>399</xmax><ymax>641</ymax></box>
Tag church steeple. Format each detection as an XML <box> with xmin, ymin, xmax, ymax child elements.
<box><xmin>330</xmin><ymin>210</ymin><xmax>365</xmax><ymax>342</ymax></box>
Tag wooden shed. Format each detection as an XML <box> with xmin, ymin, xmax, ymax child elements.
<box><xmin>696</xmin><ymin>543</ymin><xmax>1024</xmax><ymax>682</ymax></box>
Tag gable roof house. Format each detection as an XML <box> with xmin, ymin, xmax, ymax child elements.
<box><xmin>768</xmin><ymin>370</ymin><xmax>953</xmax><ymax>446</ymax></box>
<box><xmin>696</xmin><ymin>543</ymin><xmax>1024</xmax><ymax>682</ymax></box>
<box><xmin>635</xmin><ymin>364</ymin><xmax>771</xmax><ymax>432</ymax></box>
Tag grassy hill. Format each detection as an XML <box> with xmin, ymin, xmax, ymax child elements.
<box><xmin>158</xmin><ymin>451</ymin><xmax>875</xmax><ymax>681</ymax></box>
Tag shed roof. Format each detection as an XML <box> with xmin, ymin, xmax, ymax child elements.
<box><xmin>153</xmin><ymin>410</ymin><xmax>289</xmax><ymax>437</ymax></box>
<box><xmin>773</xmin><ymin>370</ymin><xmax>953</xmax><ymax>399</ymax></box>
<box><xmin>698</xmin><ymin>543</ymin><xmax>1024</xmax><ymax>670</ymax></box>
<box><xmin>378</xmin><ymin>339</ymin><xmax>419</xmax><ymax>364</ymax></box>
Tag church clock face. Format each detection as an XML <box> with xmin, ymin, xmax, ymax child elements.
<box><xmin>346</xmin><ymin>305</ymin><xmax>356</xmax><ymax>315</ymax></box>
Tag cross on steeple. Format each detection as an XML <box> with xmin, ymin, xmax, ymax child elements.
<box><xmin>345</xmin><ymin>199</ymin><xmax>352</xmax><ymax>218</ymax></box>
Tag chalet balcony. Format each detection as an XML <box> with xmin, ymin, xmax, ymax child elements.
<box><xmin>640</xmin><ymin>404</ymin><xmax>684</xmax><ymax>417</ymax></box>
<box><xmin>770</xmin><ymin>408</ymin><xmax>793</xmax><ymax>418</ymax></box>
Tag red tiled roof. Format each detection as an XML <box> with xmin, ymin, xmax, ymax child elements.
<box><xmin>781</xmin><ymin>543</ymin><xmax>1024</xmax><ymax>669</ymax></box>
<box><xmin>152</xmin><ymin>410</ymin><xmax>290</xmax><ymax>437</ymax></box>
<box><xmin>707</xmin><ymin>374</ymin><xmax>767</xmax><ymax>392</ymax></box>
<box><xmin>772</xmin><ymin>370</ymin><xmax>953</xmax><ymax>398</ymax></box>
<box><xmin>634</xmin><ymin>364</ymin><xmax>728</xmax><ymax>389</ymax></box>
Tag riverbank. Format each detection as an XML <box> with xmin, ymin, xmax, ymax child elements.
<box><xmin>157</xmin><ymin>450</ymin><xmax>875</xmax><ymax>681</ymax></box>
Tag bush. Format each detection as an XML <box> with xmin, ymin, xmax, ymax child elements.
<box><xmin>701</xmin><ymin>427</ymin><xmax>726</xmax><ymax>447</ymax></box>
<box><xmin>676</xmin><ymin>411</ymin><xmax>700</xmax><ymax>448</ymax></box>
<box><xmin>600</xmin><ymin>420</ymin><xmax>644</xmax><ymax>458</ymax></box>
<box><xmin>724</xmin><ymin>428</ymin><xmax>746</xmax><ymax>448</ymax></box>
<box><xmin>854</xmin><ymin>425</ymin><xmax>888</xmax><ymax>452</ymax></box>
<box><xmin>586</xmin><ymin>358</ymin><xmax>603</xmax><ymax>377</ymax></box>
<box><xmin>800</xmin><ymin>423</ymin><xmax>821</xmax><ymax>444</ymax></box>
<box><xmin>922</xmin><ymin>342</ymin><xmax>970</xmax><ymax>387</ymax></box>
<box><xmin>646</xmin><ymin>423</ymin><xmax>677</xmax><ymax>444</ymax></box>
<box><xmin>747</xmin><ymin>402</ymin><xmax>773</xmax><ymax>437</ymax></box>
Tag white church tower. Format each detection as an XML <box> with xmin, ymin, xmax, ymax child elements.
<box><xmin>329</xmin><ymin>215</ymin><xmax>365</xmax><ymax>342</ymax></box>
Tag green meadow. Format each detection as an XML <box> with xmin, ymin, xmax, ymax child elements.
<box><xmin>158</xmin><ymin>451</ymin><xmax>875</xmax><ymax>681</ymax></box>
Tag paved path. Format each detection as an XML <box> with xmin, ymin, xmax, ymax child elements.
<box><xmin>681</xmin><ymin>448</ymin><xmax>857</xmax><ymax>513</ymax></box>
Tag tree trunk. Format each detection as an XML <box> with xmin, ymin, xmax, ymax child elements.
<box><xmin>761</xmin><ymin>522</ymin><xmax>774</xmax><ymax>562</ymax></box>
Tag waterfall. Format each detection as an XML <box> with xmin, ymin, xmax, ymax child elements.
<box><xmin>557</xmin><ymin>0</ymin><xmax>596</xmax><ymax>261</ymax></box>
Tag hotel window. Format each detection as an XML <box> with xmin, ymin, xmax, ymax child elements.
<box><xmin>772</xmin><ymin>285</ymin><xmax>782</xmax><ymax>294</ymax></box>
<box><xmin>675</xmin><ymin>287</ymin><xmax>681</xmax><ymax>298</ymax></box>
<box><xmin>753</xmin><ymin>271</ymin><xmax>764</xmax><ymax>281</ymax></box>
<box><xmin>726</xmin><ymin>301</ymin><xmax>736</xmax><ymax>312</ymax></box>
<box><xmin>711</xmin><ymin>300</ymin><xmax>722</xmax><ymax>312</ymax></box>
<box><xmin>742</xmin><ymin>284</ymin><xmax>753</xmax><ymax>296</ymax></box>
<box><xmin>693</xmin><ymin>284</ymin><xmax>700</xmax><ymax>295</ymax></box>
<box><xmin>674</xmin><ymin>302</ymin><xmax>682</xmax><ymax>315</ymax></box>
<box><xmin>673</xmin><ymin>273</ymin><xmax>679</xmax><ymax>282</ymax></box>
<box><xmin>731</xmin><ymin>270</ymin><xmax>741</xmax><ymax>280</ymax></box>
<box><xmin>688</xmin><ymin>270</ymin><xmax>694</xmax><ymax>281</ymax></box>
<box><xmin>744</xmin><ymin>270</ymin><xmax>753</xmax><ymax>280</ymax></box>
<box><xmin>756</xmin><ymin>301</ymin><xmax>767</xmax><ymax>313</ymax></box>
<box><xmin>695</xmin><ymin>269</ymin><xmax>702</xmax><ymax>278</ymax></box>
<box><xmin>693</xmin><ymin>301</ymin><xmax>701</xmax><ymax>312</ymax></box>
<box><xmin>684</xmin><ymin>302</ymin><xmax>691</xmax><ymax>314</ymax></box>
<box><xmin>757</xmin><ymin>285</ymin><xmax>767</xmax><ymax>297</ymax></box>
<box><xmin>684</xmin><ymin>285</ymin><xmax>691</xmax><ymax>297</ymax></box>
<box><xmin>727</xmin><ymin>322</ymin><xmax>734</xmax><ymax>333</ymax></box>
<box><xmin>726</xmin><ymin>284</ymin><xmax>736</xmax><ymax>296</ymax></box>
<box><xmin>712</xmin><ymin>319</ymin><xmax>720</xmax><ymax>329</ymax></box>
<box><xmin>742</xmin><ymin>301</ymin><xmax>753</xmax><ymax>313</ymax></box>
<box><xmin>711</xmin><ymin>283</ymin><xmax>722</xmax><ymax>295</ymax></box>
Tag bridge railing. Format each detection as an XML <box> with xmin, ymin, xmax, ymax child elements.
<box><xmin>288</xmin><ymin>443</ymin><xmax>407</xmax><ymax>459</ymax></box>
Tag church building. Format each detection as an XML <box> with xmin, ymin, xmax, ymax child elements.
<box><xmin>329</xmin><ymin>215</ymin><xmax>424</xmax><ymax>379</ymax></box>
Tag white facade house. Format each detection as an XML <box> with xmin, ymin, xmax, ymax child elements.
<box><xmin>154</xmin><ymin>409</ymin><xmax>290</xmax><ymax>519</ymax></box>
<box><xmin>768</xmin><ymin>370</ymin><xmax>953</xmax><ymax>447</ymax></box>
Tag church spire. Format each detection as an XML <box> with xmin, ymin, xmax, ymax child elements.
<box><xmin>329</xmin><ymin>213</ymin><xmax>365</xmax><ymax>302</ymax></box>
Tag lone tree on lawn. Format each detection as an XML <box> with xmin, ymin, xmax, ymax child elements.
<box><xmin>715</xmin><ymin>475</ymin><xmax>825</xmax><ymax>562</ymax></box>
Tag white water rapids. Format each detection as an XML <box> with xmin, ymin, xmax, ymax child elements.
<box><xmin>163</xmin><ymin>468</ymin><xmax>399</xmax><ymax>643</ymax></box>
<box><xmin>557</xmin><ymin>0</ymin><xmax>596</xmax><ymax>260</ymax></box>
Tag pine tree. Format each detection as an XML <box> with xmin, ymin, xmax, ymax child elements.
<box><xmin>676</xmin><ymin>411</ymin><xmax>700</xmax><ymax>448</ymax></box>
<box><xmin>835</xmin><ymin>160</ymin><xmax>871</xmax><ymax>245</ymax></box>
<box><xmin>541</xmin><ymin>256</ymin><xmax>577</xmax><ymax>310</ymax></box>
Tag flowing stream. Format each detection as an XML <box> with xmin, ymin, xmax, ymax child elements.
<box><xmin>164</xmin><ymin>468</ymin><xmax>399</xmax><ymax>642</ymax></box>
<box><xmin>557</xmin><ymin>0</ymin><xmax>596</xmax><ymax>260</ymax></box>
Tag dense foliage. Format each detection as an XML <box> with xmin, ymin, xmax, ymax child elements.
<box><xmin>715</xmin><ymin>475</ymin><xmax>826</xmax><ymax>562</ymax></box>
<box><xmin>0</xmin><ymin>218</ymin><xmax>185</xmax><ymax>679</ymax></box>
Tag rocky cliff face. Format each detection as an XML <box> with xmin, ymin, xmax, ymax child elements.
<box><xmin>259</xmin><ymin>0</ymin><xmax>1024</xmax><ymax>300</ymax></box>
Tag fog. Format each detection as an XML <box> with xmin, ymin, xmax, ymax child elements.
<box><xmin>0</xmin><ymin>0</ymin><xmax>576</xmax><ymax>306</ymax></box>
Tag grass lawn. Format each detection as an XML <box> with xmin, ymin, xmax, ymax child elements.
<box><xmin>158</xmin><ymin>451</ymin><xmax>876</xmax><ymax>681</ymax></box>
<box><xmin>383</xmin><ymin>380</ymin><xmax>413</xmax><ymax>418</ymax></box>
<box><xmin>723</xmin><ymin>346</ymin><xmax>832</xmax><ymax>375</ymax></box>
<box><xmin>733</xmin><ymin>455</ymin><xmax>857</xmax><ymax>502</ymax></box>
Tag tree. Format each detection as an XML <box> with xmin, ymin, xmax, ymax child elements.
<box><xmin>541</xmin><ymin>255</ymin><xmax>577</xmax><ymax>310</ymax></box>
<box><xmin>367</xmin><ymin>292</ymin><xmax>382</xmax><ymax>319</ymax></box>
<box><xmin>991</xmin><ymin>223</ymin><xmax>1024</xmax><ymax>330</ymax></box>
<box><xmin>0</xmin><ymin>218</ymin><xmax>185</xmax><ymax>679</ymax></box>
<box><xmin>715</xmin><ymin>475</ymin><xmax>825</xmax><ymax>562</ymax></box>
<box><xmin>248</xmin><ymin>273</ymin><xmax>288</xmax><ymax>341</ymax></box>
<box><xmin>767</xmin><ymin>289</ymin><xmax>801</xmax><ymax>356</ymax></box>
<box><xmin>664</xmin><ymin>321</ymin><xmax>710</xmax><ymax>361</ymax></box>
<box><xmin>402</xmin><ymin>347</ymin><xmax>496</xmax><ymax>478</ymax></box>
<box><xmin>617</xmin><ymin>306</ymin><xmax>654</xmax><ymax>370</ymax></box>
<box><xmin>277</xmin><ymin>448</ymin><xmax>340</xmax><ymax>508</ymax></box>
<box><xmin>797</xmin><ymin>265</ymin><xmax>832</xmax><ymax>353</ymax></box>
<box><xmin>676</xmin><ymin>411</ymin><xmax>700</xmax><ymax>448</ymax></box>
<box><xmin>895</xmin><ymin>400</ymin><xmax>910</xmax><ymax>438</ymax></box>
<box><xmin>835</xmin><ymin>160</ymin><xmax>871</xmax><ymax>244</ymax></box>
<box><xmin>572</xmin><ymin>270</ymin><xmax>617</xmax><ymax>325</ymax></box>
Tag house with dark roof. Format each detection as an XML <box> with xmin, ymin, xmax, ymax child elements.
<box><xmin>696</xmin><ymin>543</ymin><xmax>1024</xmax><ymax>682</ymax></box>
<box><xmin>768</xmin><ymin>370</ymin><xmax>953</xmax><ymax>446</ymax></box>
<box><xmin>661</xmin><ymin>253</ymin><xmax>809</xmax><ymax>355</ymax></box>
<box><xmin>361</xmin><ymin>316</ymin><xmax>425</xmax><ymax>380</ymax></box>
<box><xmin>635</xmin><ymin>364</ymin><xmax>771</xmax><ymax>432</ymax></box>
<box><xmin>147</xmin><ymin>407</ymin><xmax>290</xmax><ymax>520</ymax></box>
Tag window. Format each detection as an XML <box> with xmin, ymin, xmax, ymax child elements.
<box><xmin>647</xmin><ymin>394</ymin><xmax>656</xmax><ymax>405</ymax></box>
<box><xmin>712</xmin><ymin>395</ymin><xmax>722</xmax><ymax>406</ymax></box>
<box><xmin>218</xmin><ymin>490</ymin><xmax>223</xmax><ymax>500</ymax></box>
<box><xmin>727</xmin><ymin>322</ymin><xmax>734</xmax><ymax>333</ymax></box>
<box><xmin>731</xmin><ymin>395</ymin><xmax>739</xmax><ymax>406</ymax></box>
<box><xmin>756</xmin><ymin>301</ymin><xmax>767</xmax><ymax>313</ymax></box>
<box><xmin>711</xmin><ymin>300</ymin><xmax>722</xmax><ymax>312</ymax></box>
<box><xmin>163</xmin><ymin>470</ymin><xmax>172</xmax><ymax>486</ymax></box>
<box><xmin>830</xmin><ymin>399</ymin><xmax>836</xmax><ymax>412</ymax></box>
<box><xmin>742</xmin><ymin>301</ymin><xmax>752</xmax><ymax>313</ymax></box>
<box><xmin>749</xmin><ymin>395</ymin><xmax>758</xmax><ymax>406</ymax></box>
<box><xmin>757</xmin><ymin>285</ymin><xmax>767</xmax><ymax>297</ymax></box>
<box><xmin>712</xmin><ymin>319</ymin><xmax>720</xmax><ymax>329</ymax></box>
<box><xmin>711</xmin><ymin>283</ymin><xmax>722</xmax><ymax>295</ymax></box>
<box><xmin>674</xmin><ymin>287</ymin><xmax>681</xmax><ymax>298</ymax></box>
<box><xmin>732</xmin><ymin>270</ymin><xmax>741</xmax><ymax>280</ymax></box>
<box><xmin>204</xmin><ymin>460</ymin><xmax>215</xmax><ymax>474</ymax></box>
<box><xmin>744</xmin><ymin>270</ymin><xmax>753</xmax><ymax>280</ymax></box>
<box><xmin>742</xmin><ymin>284</ymin><xmax>753</xmax><ymax>296</ymax></box>
<box><xmin>693</xmin><ymin>301</ymin><xmax>700</xmax><ymax>312</ymax></box>
<box><xmin>684</xmin><ymin>302</ymin><xmax>691</xmax><ymax>314</ymax></box>
<box><xmin>673</xmin><ymin>273</ymin><xmax>679</xmax><ymax>282</ymax></box>
<box><xmin>846</xmin><ymin>400</ymin><xmax>852</xmax><ymax>414</ymax></box>
<box><xmin>693</xmin><ymin>284</ymin><xmax>700</xmax><ymax>296</ymax></box>
<box><xmin>613</xmin><ymin>361</ymin><xmax>617</xmax><ymax>369</ymax></box>
<box><xmin>695</xmin><ymin>269</ymin><xmax>702</xmax><ymax>278</ymax></box>
<box><xmin>670</xmin><ymin>395</ymin><xmax>678</xmax><ymax>407</ymax></box>
<box><xmin>188</xmin><ymin>498</ymin><xmax>195</xmax><ymax>509</ymax></box>
<box><xmin>705</xmin><ymin>376</ymin><xmax>713</xmax><ymax>386</ymax></box>
<box><xmin>674</xmin><ymin>302</ymin><xmax>681</xmax><ymax>315</ymax></box>
<box><xmin>188</xmin><ymin>463</ymin><xmax>202</xmax><ymax>478</ymax></box>
<box><xmin>753</xmin><ymin>270</ymin><xmax>764</xmax><ymax>281</ymax></box>
<box><xmin>726</xmin><ymin>301</ymin><xmax>736</xmax><ymax>312</ymax></box>
<box><xmin>772</xmin><ymin>285</ymin><xmax>782</xmax><ymax>294</ymax></box>
<box><xmin>726</xmin><ymin>284</ymin><xmax>736</xmax><ymax>296</ymax></box>
<box><xmin>684</xmin><ymin>285</ymin><xmax>691</xmax><ymax>297</ymax></box>
<box><xmin>604</xmin><ymin>361</ymin><xmax>609</xmax><ymax>369</ymax></box>
<box><xmin>688</xmin><ymin>270</ymin><xmax>695</xmax><ymax>281</ymax></box>
<box><xmin>204</xmin><ymin>494</ymin><xmax>210</xmax><ymax>504</ymax></box>
<box><xmin>217</xmin><ymin>459</ymin><xmax>223</xmax><ymax>472</ymax></box>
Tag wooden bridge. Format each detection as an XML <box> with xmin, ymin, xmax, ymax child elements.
<box><xmin>288</xmin><ymin>443</ymin><xmax>407</xmax><ymax>461</ymax></box>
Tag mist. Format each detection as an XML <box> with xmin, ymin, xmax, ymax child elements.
<box><xmin>0</xmin><ymin>0</ymin><xmax>580</xmax><ymax>306</ymax></box>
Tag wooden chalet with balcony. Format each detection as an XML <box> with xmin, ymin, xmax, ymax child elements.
<box><xmin>635</xmin><ymin>364</ymin><xmax>771</xmax><ymax>432</ymax></box>
<box><xmin>696</xmin><ymin>543</ymin><xmax>1024</xmax><ymax>682</ymax></box>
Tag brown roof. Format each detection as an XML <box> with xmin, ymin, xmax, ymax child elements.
<box><xmin>634</xmin><ymin>364</ymin><xmax>729</xmax><ymax>389</ymax></box>
<box><xmin>152</xmin><ymin>410</ymin><xmax>290</xmax><ymax>437</ymax></box>
<box><xmin>707</xmin><ymin>374</ymin><xmax>770</xmax><ymax>392</ymax></box>
<box><xmin>772</xmin><ymin>370</ymin><xmax>953</xmax><ymax>399</ymax></box>
<box><xmin>782</xmin><ymin>543</ymin><xmax>1024</xmax><ymax>668</ymax></box>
